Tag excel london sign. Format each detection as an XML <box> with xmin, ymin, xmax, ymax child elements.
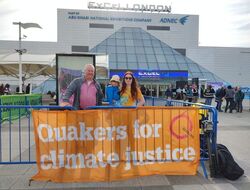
<box><xmin>88</xmin><ymin>2</ymin><xmax>171</xmax><ymax>13</ymax></box>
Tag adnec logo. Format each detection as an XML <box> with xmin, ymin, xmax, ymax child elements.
<box><xmin>160</xmin><ymin>15</ymin><xmax>189</xmax><ymax>25</ymax></box>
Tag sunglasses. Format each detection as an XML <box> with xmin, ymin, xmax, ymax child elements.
<box><xmin>125</xmin><ymin>77</ymin><xmax>133</xmax><ymax>80</ymax></box>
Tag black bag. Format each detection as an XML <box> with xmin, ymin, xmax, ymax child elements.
<box><xmin>217</xmin><ymin>144</ymin><xmax>244</xmax><ymax>180</ymax></box>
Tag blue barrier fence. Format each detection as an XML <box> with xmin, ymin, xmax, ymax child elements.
<box><xmin>0</xmin><ymin>105</ymin><xmax>73</xmax><ymax>165</ymax></box>
<box><xmin>0</xmin><ymin>94</ymin><xmax>42</xmax><ymax>123</ymax></box>
<box><xmin>0</xmin><ymin>101</ymin><xmax>219</xmax><ymax>178</ymax></box>
<box><xmin>144</xmin><ymin>96</ymin><xmax>218</xmax><ymax>177</ymax></box>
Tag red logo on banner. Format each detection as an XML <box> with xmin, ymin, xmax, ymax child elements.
<box><xmin>170</xmin><ymin>111</ymin><xmax>193</xmax><ymax>139</ymax></box>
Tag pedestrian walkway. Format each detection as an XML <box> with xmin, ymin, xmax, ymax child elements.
<box><xmin>0</xmin><ymin>109</ymin><xmax>250</xmax><ymax>190</ymax></box>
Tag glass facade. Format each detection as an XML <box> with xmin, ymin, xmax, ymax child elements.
<box><xmin>90</xmin><ymin>27</ymin><xmax>224</xmax><ymax>82</ymax></box>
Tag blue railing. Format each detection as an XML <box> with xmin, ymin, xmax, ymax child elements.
<box><xmin>144</xmin><ymin>96</ymin><xmax>218</xmax><ymax>178</ymax></box>
<box><xmin>0</xmin><ymin>102</ymin><xmax>218</xmax><ymax>178</ymax></box>
<box><xmin>0</xmin><ymin>105</ymin><xmax>74</xmax><ymax>165</ymax></box>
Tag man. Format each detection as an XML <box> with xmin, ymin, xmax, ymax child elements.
<box><xmin>224</xmin><ymin>85</ymin><xmax>235</xmax><ymax>113</ymax></box>
<box><xmin>203</xmin><ymin>85</ymin><xmax>215</xmax><ymax>105</ymax></box>
<box><xmin>60</xmin><ymin>64</ymin><xmax>103</xmax><ymax>109</ymax></box>
<box><xmin>235</xmin><ymin>86</ymin><xmax>245</xmax><ymax>113</ymax></box>
<box><xmin>165</xmin><ymin>85</ymin><xmax>173</xmax><ymax>106</ymax></box>
<box><xmin>215</xmin><ymin>86</ymin><xmax>226</xmax><ymax>112</ymax></box>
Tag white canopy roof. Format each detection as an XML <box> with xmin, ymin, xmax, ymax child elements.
<box><xmin>0</xmin><ymin>53</ymin><xmax>55</xmax><ymax>80</ymax></box>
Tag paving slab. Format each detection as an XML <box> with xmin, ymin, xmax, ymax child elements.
<box><xmin>173</xmin><ymin>184</ymin><xmax>206</xmax><ymax>190</ymax></box>
<box><xmin>203</xmin><ymin>183</ymin><xmax>238</xmax><ymax>190</ymax></box>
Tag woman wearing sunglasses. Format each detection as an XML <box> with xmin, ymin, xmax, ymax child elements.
<box><xmin>120</xmin><ymin>71</ymin><xmax>145</xmax><ymax>106</ymax></box>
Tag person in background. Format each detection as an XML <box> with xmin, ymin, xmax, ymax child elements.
<box><xmin>200</xmin><ymin>86</ymin><xmax>204</xmax><ymax>98</ymax></box>
<box><xmin>186</xmin><ymin>84</ymin><xmax>193</xmax><ymax>103</ymax></box>
<box><xmin>120</xmin><ymin>71</ymin><xmax>145</xmax><ymax>106</ymax></box>
<box><xmin>235</xmin><ymin>86</ymin><xmax>245</xmax><ymax>113</ymax></box>
<box><xmin>165</xmin><ymin>85</ymin><xmax>173</xmax><ymax>106</ymax></box>
<box><xmin>224</xmin><ymin>85</ymin><xmax>235</xmax><ymax>113</ymax></box>
<box><xmin>100</xmin><ymin>83</ymin><xmax>106</xmax><ymax>95</ymax></box>
<box><xmin>105</xmin><ymin>75</ymin><xmax>120</xmax><ymax>105</ymax></box>
<box><xmin>140</xmin><ymin>85</ymin><xmax>146</xmax><ymax>96</ymax></box>
<box><xmin>51</xmin><ymin>92</ymin><xmax>57</xmax><ymax>102</ymax></box>
<box><xmin>175</xmin><ymin>87</ymin><xmax>182</xmax><ymax>100</ymax></box>
<box><xmin>26</xmin><ymin>83</ymin><xmax>31</xmax><ymax>94</ymax></box>
<box><xmin>192</xmin><ymin>84</ymin><xmax>199</xmax><ymax>103</ymax></box>
<box><xmin>145</xmin><ymin>87</ymin><xmax>150</xmax><ymax>96</ymax></box>
<box><xmin>182</xmin><ymin>85</ymin><xmax>188</xmax><ymax>101</ymax></box>
<box><xmin>16</xmin><ymin>86</ymin><xmax>20</xmax><ymax>93</ymax></box>
<box><xmin>165</xmin><ymin>85</ymin><xmax>173</xmax><ymax>99</ymax></box>
<box><xmin>4</xmin><ymin>84</ymin><xmax>11</xmax><ymax>95</ymax></box>
<box><xmin>203</xmin><ymin>85</ymin><xmax>215</xmax><ymax>105</ymax></box>
<box><xmin>152</xmin><ymin>87</ymin><xmax>157</xmax><ymax>97</ymax></box>
<box><xmin>215</xmin><ymin>86</ymin><xmax>226</xmax><ymax>112</ymax></box>
<box><xmin>16</xmin><ymin>85</ymin><xmax>25</xmax><ymax>94</ymax></box>
<box><xmin>60</xmin><ymin>64</ymin><xmax>103</xmax><ymax>109</ymax></box>
<box><xmin>0</xmin><ymin>84</ymin><xmax>4</xmax><ymax>95</ymax></box>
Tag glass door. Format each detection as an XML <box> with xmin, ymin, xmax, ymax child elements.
<box><xmin>159</xmin><ymin>85</ymin><xmax>167</xmax><ymax>98</ymax></box>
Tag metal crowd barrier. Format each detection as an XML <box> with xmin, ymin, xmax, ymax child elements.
<box><xmin>242</xmin><ymin>89</ymin><xmax>250</xmax><ymax>111</ymax></box>
<box><xmin>145</xmin><ymin>96</ymin><xmax>218</xmax><ymax>178</ymax></box>
<box><xmin>0</xmin><ymin>102</ymin><xmax>218</xmax><ymax>178</ymax></box>
<box><xmin>0</xmin><ymin>105</ymin><xmax>74</xmax><ymax>165</ymax></box>
<box><xmin>0</xmin><ymin>94</ymin><xmax>42</xmax><ymax>122</ymax></box>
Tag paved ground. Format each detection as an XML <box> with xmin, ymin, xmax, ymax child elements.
<box><xmin>0</xmin><ymin>101</ymin><xmax>250</xmax><ymax>190</ymax></box>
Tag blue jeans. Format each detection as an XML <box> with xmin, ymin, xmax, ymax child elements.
<box><xmin>236</xmin><ymin>100</ymin><xmax>243</xmax><ymax>112</ymax></box>
<box><xmin>216</xmin><ymin>99</ymin><xmax>222</xmax><ymax>111</ymax></box>
<box><xmin>205</xmin><ymin>98</ymin><xmax>212</xmax><ymax>105</ymax></box>
<box><xmin>225</xmin><ymin>98</ymin><xmax>234</xmax><ymax>112</ymax></box>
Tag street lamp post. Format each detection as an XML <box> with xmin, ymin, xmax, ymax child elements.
<box><xmin>13</xmin><ymin>22</ymin><xmax>42</xmax><ymax>93</ymax></box>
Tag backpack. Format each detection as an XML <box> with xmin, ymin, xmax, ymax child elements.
<box><xmin>216</xmin><ymin>144</ymin><xmax>244</xmax><ymax>180</ymax></box>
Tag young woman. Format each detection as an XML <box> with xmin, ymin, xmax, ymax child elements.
<box><xmin>120</xmin><ymin>71</ymin><xmax>145</xmax><ymax>106</ymax></box>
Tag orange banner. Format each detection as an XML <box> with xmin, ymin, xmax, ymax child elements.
<box><xmin>32</xmin><ymin>107</ymin><xmax>200</xmax><ymax>182</ymax></box>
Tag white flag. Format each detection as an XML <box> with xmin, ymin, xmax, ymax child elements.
<box><xmin>20</xmin><ymin>23</ymin><xmax>42</xmax><ymax>29</ymax></box>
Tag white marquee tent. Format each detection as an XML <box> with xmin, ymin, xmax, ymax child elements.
<box><xmin>0</xmin><ymin>53</ymin><xmax>56</xmax><ymax>81</ymax></box>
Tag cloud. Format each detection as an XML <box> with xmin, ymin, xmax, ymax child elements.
<box><xmin>228</xmin><ymin>0</ymin><xmax>250</xmax><ymax>14</ymax></box>
<box><xmin>0</xmin><ymin>0</ymin><xmax>18</xmax><ymax>16</ymax></box>
<box><xmin>0</xmin><ymin>9</ymin><xmax>17</xmax><ymax>17</ymax></box>
<box><xmin>237</xmin><ymin>23</ymin><xmax>250</xmax><ymax>30</ymax></box>
<box><xmin>234</xmin><ymin>41</ymin><xmax>250</xmax><ymax>47</ymax></box>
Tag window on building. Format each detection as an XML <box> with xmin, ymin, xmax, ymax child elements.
<box><xmin>89</xmin><ymin>23</ymin><xmax>114</xmax><ymax>29</ymax></box>
<box><xmin>147</xmin><ymin>26</ymin><xmax>170</xmax><ymax>31</ymax></box>
<box><xmin>168</xmin><ymin>63</ymin><xmax>179</xmax><ymax>70</ymax></box>
<box><xmin>146</xmin><ymin>54</ymin><xmax>157</xmax><ymax>62</ymax></box>
<box><xmin>127</xmin><ymin>54</ymin><xmax>137</xmax><ymax>62</ymax></box>
<box><xmin>154</xmin><ymin>47</ymin><xmax>164</xmax><ymax>54</ymax></box>
<box><xmin>117</xmin><ymin>53</ymin><xmax>127</xmax><ymax>62</ymax></box>
<box><xmin>174</xmin><ymin>48</ymin><xmax>186</xmax><ymax>56</ymax></box>
<box><xmin>116</xmin><ymin>39</ymin><xmax>125</xmax><ymax>46</ymax></box>
<box><xmin>156</xmin><ymin>55</ymin><xmax>166</xmax><ymax>63</ymax></box>
<box><xmin>165</xmin><ymin>54</ymin><xmax>176</xmax><ymax>63</ymax></box>
<box><xmin>125</xmin><ymin>39</ymin><xmax>134</xmax><ymax>46</ymax></box>
<box><xmin>145</xmin><ymin>47</ymin><xmax>154</xmax><ymax>54</ymax></box>
<box><xmin>174</xmin><ymin>54</ymin><xmax>186</xmax><ymax>63</ymax></box>
<box><xmin>137</xmin><ymin>54</ymin><xmax>147</xmax><ymax>63</ymax></box>
<box><xmin>127</xmin><ymin>62</ymin><xmax>138</xmax><ymax>69</ymax></box>
<box><xmin>71</xmin><ymin>46</ymin><xmax>89</xmax><ymax>52</ymax></box>
<box><xmin>117</xmin><ymin>46</ymin><xmax>126</xmax><ymax>53</ymax></box>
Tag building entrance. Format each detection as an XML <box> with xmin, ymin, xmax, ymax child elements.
<box><xmin>141</xmin><ymin>83</ymin><xmax>168</xmax><ymax>98</ymax></box>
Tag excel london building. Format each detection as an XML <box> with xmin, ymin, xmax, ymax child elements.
<box><xmin>0</xmin><ymin>2</ymin><xmax>249</xmax><ymax>97</ymax></box>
